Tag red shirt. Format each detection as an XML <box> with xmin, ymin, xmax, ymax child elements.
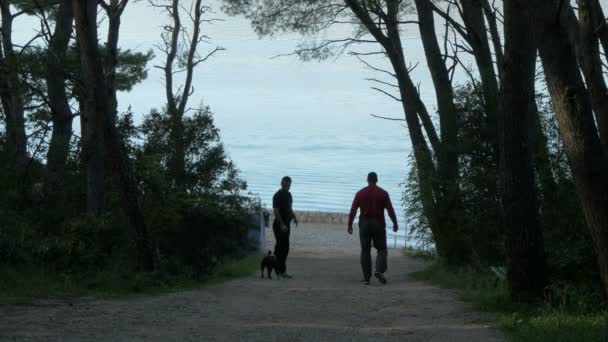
<box><xmin>348</xmin><ymin>184</ymin><xmax>398</xmax><ymax>228</ymax></box>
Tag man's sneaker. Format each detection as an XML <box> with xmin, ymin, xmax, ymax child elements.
<box><xmin>374</xmin><ymin>272</ymin><xmax>387</xmax><ymax>284</ymax></box>
<box><xmin>360</xmin><ymin>279</ymin><xmax>370</xmax><ymax>285</ymax></box>
<box><xmin>280</xmin><ymin>273</ymin><xmax>293</xmax><ymax>279</ymax></box>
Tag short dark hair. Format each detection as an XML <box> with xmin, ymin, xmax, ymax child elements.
<box><xmin>281</xmin><ymin>176</ymin><xmax>292</xmax><ymax>183</ymax></box>
<box><xmin>367</xmin><ymin>172</ymin><xmax>378</xmax><ymax>183</ymax></box>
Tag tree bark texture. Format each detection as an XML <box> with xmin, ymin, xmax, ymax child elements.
<box><xmin>530</xmin><ymin>0</ymin><xmax>608</xmax><ymax>299</ymax></box>
<box><xmin>45</xmin><ymin>0</ymin><xmax>75</xmax><ymax>201</ymax></box>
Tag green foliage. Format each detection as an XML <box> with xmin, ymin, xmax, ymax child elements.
<box><xmin>0</xmin><ymin>103</ymin><xmax>254</xmax><ymax>298</ymax></box>
<box><xmin>500</xmin><ymin>312</ymin><xmax>608</xmax><ymax>342</ymax></box>
<box><xmin>133</xmin><ymin>105</ymin><xmax>252</xmax><ymax>276</ymax></box>
<box><xmin>140</xmin><ymin>105</ymin><xmax>247</xmax><ymax>196</ymax></box>
<box><xmin>20</xmin><ymin>46</ymin><xmax>153</xmax><ymax>94</ymax></box>
<box><xmin>412</xmin><ymin>261</ymin><xmax>513</xmax><ymax>313</ymax></box>
<box><xmin>403</xmin><ymin>82</ymin><xmax>601</xmax><ymax>301</ymax></box>
<box><xmin>221</xmin><ymin>0</ymin><xmax>415</xmax><ymax>62</ymax></box>
<box><xmin>454</xmin><ymin>84</ymin><xmax>503</xmax><ymax>263</ymax></box>
<box><xmin>413</xmin><ymin>262</ymin><xmax>608</xmax><ymax>342</ymax></box>
<box><xmin>0</xmin><ymin>0</ymin><xmax>254</xmax><ymax>301</ymax></box>
<box><xmin>10</xmin><ymin>0</ymin><xmax>60</xmax><ymax>14</ymax></box>
<box><xmin>114</xmin><ymin>49</ymin><xmax>155</xmax><ymax>91</ymax></box>
<box><xmin>0</xmin><ymin>253</ymin><xmax>261</xmax><ymax>302</ymax></box>
<box><xmin>402</xmin><ymin>83</ymin><xmax>502</xmax><ymax>261</ymax></box>
<box><xmin>402</xmin><ymin>152</ymin><xmax>433</xmax><ymax>249</ymax></box>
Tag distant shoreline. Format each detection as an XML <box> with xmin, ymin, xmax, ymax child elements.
<box><xmin>267</xmin><ymin>209</ymin><xmax>350</xmax><ymax>225</ymax></box>
<box><xmin>263</xmin><ymin>209</ymin><xmax>408</xmax><ymax>248</ymax></box>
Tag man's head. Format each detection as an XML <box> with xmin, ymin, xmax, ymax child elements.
<box><xmin>281</xmin><ymin>176</ymin><xmax>292</xmax><ymax>190</ymax></box>
<box><xmin>367</xmin><ymin>172</ymin><xmax>378</xmax><ymax>185</ymax></box>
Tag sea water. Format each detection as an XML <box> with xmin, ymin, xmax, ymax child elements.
<box><xmin>218</xmin><ymin>117</ymin><xmax>413</xmax><ymax>247</ymax></box>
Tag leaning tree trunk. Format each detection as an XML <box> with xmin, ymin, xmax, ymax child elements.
<box><xmin>386</xmin><ymin>1</ymin><xmax>473</xmax><ymax>264</ymax></box>
<box><xmin>532</xmin><ymin>0</ymin><xmax>608</xmax><ymax>299</ymax></box>
<box><xmin>460</xmin><ymin>0</ymin><xmax>500</xmax><ymax>132</ymax></box>
<box><xmin>414</xmin><ymin>0</ymin><xmax>471</xmax><ymax>264</ymax></box>
<box><xmin>73</xmin><ymin>0</ymin><xmax>155</xmax><ymax>271</ymax></box>
<box><xmin>590</xmin><ymin>0</ymin><xmax>608</xmax><ymax>66</ymax></box>
<box><xmin>577</xmin><ymin>0</ymin><xmax>608</xmax><ymax>153</ymax></box>
<box><xmin>481</xmin><ymin>0</ymin><xmax>504</xmax><ymax>83</ymax></box>
<box><xmin>45</xmin><ymin>0</ymin><xmax>75</xmax><ymax>202</ymax></box>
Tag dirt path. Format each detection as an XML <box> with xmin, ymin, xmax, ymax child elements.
<box><xmin>0</xmin><ymin>224</ymin><xmax>502</xmax><ymax>341</ymax></box>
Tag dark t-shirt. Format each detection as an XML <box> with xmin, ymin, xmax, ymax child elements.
<box><xmin>273</xmin><ymin>189</ymin><xmax>293</xmax><ymax>224</ymax></box>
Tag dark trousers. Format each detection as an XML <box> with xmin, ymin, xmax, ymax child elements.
<box><xmin>359</xmin><ymin>217</ymin><xmax>388</xmax><ymax>280</ymax></box>
<box><xmin>272</xmin><ymin>219</ymin><xmax>290</xmax><ymax>274</ymax></box>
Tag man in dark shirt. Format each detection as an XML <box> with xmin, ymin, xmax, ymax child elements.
<box><xmin>348</xmin><ymin>172</ymin><xmax>398</xmax><ymax>285</ymax></box>
<box><xmin>272</xmin><ymin>176</ymin><xmax>298</xmax><ymax>278</ymax></box>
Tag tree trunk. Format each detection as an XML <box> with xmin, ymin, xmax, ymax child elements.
<box><xmin>163</xmin><ymin>0</ymin><xmax>205</xmax><ymax>190</ymax></box>
<box><xmin>162</xmin><ymin>0</ymin><xmax>186</xmax><ymax>189</ymax></box>
<box><xmin>71</xmin><ymin>1</ymin><xmax>105</xmax><ymax>215</ymax></box>
<box><xmin>168</xmin><ymin>106</ymin><xmax>186</xmax><ymax>189</ymax></box>
<box><xmin>415</xmin><ymin>0</ymin><xmax>471</xmax><ymax>263</ymax></box>
<box><xmin>45</xmin><ymin>0</ymin><xmax>75</xmax><ymax>201</ymax></box>
<box><xmin>577</xmin><ymin>0</ymin><xmax>608</xmax><ymax>153</ymax></box>
<box><xmin>0</xmin><ymin>0</ymin><xmax>27</xmax><ymax>171</ymax></box>
<box><xmin>500</xmin><ymin>0</ymin><xmax>548</xmax><ymax>302</ymax></box>
<box><xmin>73</xmin><ymin>0</ymin><xmax>155</xmax><ymax>271</ymax></box>
<box><xmin>481</xmin><ymin>0</ymin><xmax>504</xmax><ymax>83</ymax></box>
<box><xmin>590</xmin><ymin>0</ymin><xmax>608</xmax><ymax>66</ymax></box>
<box><xmin>388</xmin><ymin>1</ymin><xmax>473</xmax><ymax>263</ymax></box>
<box><xmin>531</xmin><ymin>0</ymin><xmax>608</xmax><ymax>299</ymax></box>
<box><xmin>460</xmin><ymin>0</ymin><xmax>500</xmax><ymax>128</ymax></box>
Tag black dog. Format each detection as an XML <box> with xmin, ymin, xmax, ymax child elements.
<box><xmin>260</xmin><ymin>250</ymin><xmax>278</xmax><ymax>279</ymax></box>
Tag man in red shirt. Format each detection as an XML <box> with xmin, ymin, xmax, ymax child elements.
<box><xmin>348</xmin><ymin>172</ymin><xmax>398</xmax><ymax>285</ymax></box>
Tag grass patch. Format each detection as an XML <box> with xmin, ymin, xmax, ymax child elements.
<box><xmin>500</xmin><ymin>311</ymin><xmax>608</xmax><ymax>342</ymax></box>
<box><xmin>411</xmin><ymin>262</ymin><xmax>608</xmax><ymax>341</ymax></box>
<box><xmin>0</xmin><ymin>253</ymin><xmax>261</xmax><ymax>303</ymax></box>
<box><xmin>402</xmin><ymin>246</ymin><xmax>436</xmax><ymax>261</ymax></box>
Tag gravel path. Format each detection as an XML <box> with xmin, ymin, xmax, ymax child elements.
<box><xmin>1</xmin><ymin>224</ymin><xmax>502</xmax><ymax>341</ymax></box>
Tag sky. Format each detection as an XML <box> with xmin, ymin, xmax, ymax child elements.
<box><xmin>10</xmin><ymin>0</ymin><xmax>478</xmax><ymax>218</ymax></box>
<box><xmin>110</xmin><ymin>1</ymin><xmax>441</xmax><ymax>133</ymax></box>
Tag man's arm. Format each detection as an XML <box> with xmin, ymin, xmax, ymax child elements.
<box><xmin>347</xmin><ymin>192</ymin><xmax>360</xmax><ymax>234</ymax></box>
<box><xmin>289</xmin><ymin>193</ymin><xmax>298</xmax><ymax>227</ymax></box>
<box><xmin>386</xmin><ymin>193</ymin><xmax>398</xmax><ymax>232</ymax></box>
<box><xmin>290</xmin><ymin>208</ymin><xmax>298</xmax><ymax>227</ymax></box>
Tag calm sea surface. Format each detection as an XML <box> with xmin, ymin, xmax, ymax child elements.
<box><xmin>215</xmin><ymin>110</ymin><xmax>414</xmax><ymax>246</ymax></box>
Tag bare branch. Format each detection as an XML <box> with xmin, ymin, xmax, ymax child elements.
<box><xmin>365</xmin><ymin>77</ymin><xmax>399</xmax><ymax>88</ymax></box>
<box><xmin>352</xmin><ymin>54</ymin><xmax>396</xmax><ymax>78</ymax></box>
<box><xmin>430</xmin><ymin>1</ymin><xmax>469</xmax><ymax>42</ymax></box>
<box><xmin>370</xmin><ymin>86</ymin><xmax>402</xmax><ymax>102</ymax></box>
<box><xmin>370</xmin><ymin>113</ymin><xmax>406</xmax><ymax>121</ymax></box>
